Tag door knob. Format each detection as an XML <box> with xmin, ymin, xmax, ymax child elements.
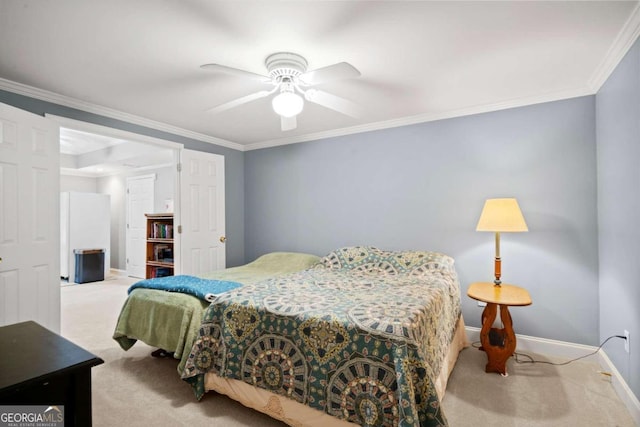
<box><xmin>219</xmin><ymin>236</ymin><xmax>226</xmax><ymax>243</ymax></box>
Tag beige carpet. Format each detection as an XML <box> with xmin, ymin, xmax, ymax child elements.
<box><xmin>60</xmin><ymin>278</ymin><xmax>637</xmax><ymax>427</ymax></box>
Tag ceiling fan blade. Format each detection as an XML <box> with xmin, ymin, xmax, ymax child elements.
<box><xmin>304</xmin><ymin>89</ymin><xmax>363</xmax><ymax>118</ymax></box>
<box><xmin>299</xmin><ymin>62</ymin><xmax>360</xmax><ymax>86</ymax></box>
<box><xmin>206</xmin><ymin>90</ymin><xmax>272</xmax><ymax>115</ymax></box>
<box><xmin>281</xmin><ymin>115</ymin><xmax>297</xmax><ymax>131</ymax></box>
<box><xmin>200</xmin><ymin>63</ymin><xmax>270</xmax><ymax>82</ymax></box>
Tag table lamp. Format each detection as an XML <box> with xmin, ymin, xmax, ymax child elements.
<box><xmin>476</xmin><ymin>198</ymin><xmax>528</xmax><ymax>286</ymax></box>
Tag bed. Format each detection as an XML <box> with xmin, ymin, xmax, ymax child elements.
<box><xmin>112</xmin><ymin>251</ymin><xmax>321</xmax><ymax>373</ymax></box>
<box><xmin>181</xmin><ymin>246</ymin><xmax>468</xmax><ymax>427</ymax></box>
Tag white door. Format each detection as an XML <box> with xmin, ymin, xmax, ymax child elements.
<box><xmin>126</xmin><ymin>174</ymin><xmax>155</xmax><ymax>278</ymax></box>
<box><xmin>178</xmin><ymin>149</ymin><xmax>225</xmax><ymax>275</ymax></box>
<box><xmin>0</xmin><ymin>103</ymin><xmax>60</xmax><ymax>333</ymax></box>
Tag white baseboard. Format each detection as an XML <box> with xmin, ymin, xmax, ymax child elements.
<box><xmin>108</xmin><ymin>268</ymin><xmax>128</xmax><ymax>277</ymax></box>
<box><xmin>465</xmin><ymin>326</ymin><xmax>640</xmax><ymax>425</ymax></box>
<box><xmin>597</xmin><ymin>350</ymin><xmax>640</xmax><ymax>426</ymax></box>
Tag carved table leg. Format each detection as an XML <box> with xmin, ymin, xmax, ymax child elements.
<box><xmin>479</xmin><ymin>303</ymin><xmax>517</xmax><ymax>375</ymax></box>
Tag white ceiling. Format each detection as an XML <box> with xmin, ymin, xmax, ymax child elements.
<box><xmin>1</xmin><ymin>1</ymin><xmax>639</xmax><ymax>150</ymax></box>
<box><xmin>60</xmin><ymin>127</ymin><xmax>174</xmax><ymax>177</ymax></box>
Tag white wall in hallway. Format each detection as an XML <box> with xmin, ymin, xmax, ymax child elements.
<box><xmin>60</xmin><ymin>175</ymin><xmax>97</xmax><ymax>193</ymax></box>
<box><xmin>97</xmin><ymin>166</ymin><xmax>174</xmax><ymax>270</ymax></box>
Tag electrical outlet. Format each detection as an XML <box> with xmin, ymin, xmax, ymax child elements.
<box><xmin>624</xmin><ymin>330</ymin><xmax>630</xmax><ymax>353</ymax></box>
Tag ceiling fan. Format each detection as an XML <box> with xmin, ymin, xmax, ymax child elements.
<box><xmin>201</xmin><ymin>52</ymin><xmax>362</xmax><ymax>131</ymax></box>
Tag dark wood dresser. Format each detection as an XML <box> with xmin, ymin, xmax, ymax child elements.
<box><xmin>0</xmin><ymin>321</ymin><xmax>104</xmax><ymax>426</ymax></box>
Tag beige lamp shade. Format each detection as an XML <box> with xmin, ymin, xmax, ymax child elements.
<box><xmin>476</xmin><ymin>198</ymin><xmax>528</xmax><ymax>232</ymax></box>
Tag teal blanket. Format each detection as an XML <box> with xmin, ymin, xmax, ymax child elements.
<box><xmin>128</xmin><ymin>275</ymin><xmax>242</xmax><ymax>301</ymax></box>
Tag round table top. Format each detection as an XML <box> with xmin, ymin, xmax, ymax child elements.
<box><xmin>467</xmin><ymin>282</ymin><xmax>532</xmax><ymax>306</ymax></box>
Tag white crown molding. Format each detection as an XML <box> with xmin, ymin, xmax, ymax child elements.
<box><xmin>0</xmin><ymin>77</ymin><xmax>245</xmax><ymax>152</ymax></box>
<box><xmin>466</xmin><ymin>326</ymin><xmax>640</xmax><ymax>425</ymax></box>
<box><xmin>588</xmin><ymin>2</ymin><xmax>640</xmax><ymax>91</ymax></box>
<box><xmin>48</xmin><ymin>114</ymin><xmax>184</xmax><ymax>150</ymax></box>
<box><xmin>245</xmin><ymin>86</ymin><xmax>594</xmax><ymax>151</ymax></box>
<box><xmin>0</xmin><ymin>75</ymin><xmax>596</xmax><ymax>153</ymax></box>
<box><xmin>60</xmin><ymin>167</ymin><xmax>106</xmax><ymax>178</ymax></box>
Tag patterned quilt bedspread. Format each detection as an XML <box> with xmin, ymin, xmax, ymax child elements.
<box><xmin>181</xmin><ymin>247</ymin><xmax>461</xmax><ymax>427</ymax></box>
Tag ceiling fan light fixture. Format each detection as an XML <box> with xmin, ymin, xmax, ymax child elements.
<box><xmin>272</xmin><ymin>91</ymin><xmax>304</xmax><ymax>118</ymax></box>
<box><xmin>202</xmin><ymin>51</ymin><xmax>362</xmax><ymax>129</ymax></box>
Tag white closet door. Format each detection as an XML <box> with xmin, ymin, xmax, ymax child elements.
<box><xmin>178</xmin><ymin>149</ymin><xmax>225</xmax><ymax>275</ymax></box>
<box><xmin>126</xmin><ymin>174</ymin><xmax>155</xmax><ymax>278</ymax></box>
<box><xmin>0</xmin><ymin>102</ymin><xmax>60</xmax><ymax>332</ymax></box>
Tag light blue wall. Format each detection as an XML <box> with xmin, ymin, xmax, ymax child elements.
<box><xmin>0</xmin><ymin>90</ymin><xmax>245</xmax><ymax>267</ymax></box>
<box><xmin>246</xmin><ymin>96</ymin><xmax>599</xmax><ymax>346</ymax></box>
<box><xmin>596</xmin><ymin>37</ymin><xmax>640</xmax><ymax>398</ymax></box>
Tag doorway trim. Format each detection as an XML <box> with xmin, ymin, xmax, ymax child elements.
<box><xmin>46</xmin><ymin>114</ymin><xmax>184</xmax><ymax>276</ymax></box>
<box><xmin>45</xmin><ymin>115</ymin><xmax>184</xmax><ymax>150</ymax></box>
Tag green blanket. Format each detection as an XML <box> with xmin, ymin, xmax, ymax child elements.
<box><xmin>112</xmin><ymin>252</ymin><xmax>320</xmax><ymax>372</ymax></box>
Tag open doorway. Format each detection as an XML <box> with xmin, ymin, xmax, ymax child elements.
<box><xmin>58</xmin><ymin>123</ymin><xmax>180</xmax><ymax>284</ymax></box>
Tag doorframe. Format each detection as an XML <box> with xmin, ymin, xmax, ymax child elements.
<box><xmin>46</xmin><ymin>115</ymin><xmax>184</xmax><ymax>151</ymax></box>
<box><xmin>45</xmin><ymin>115</ymin><xmax>184</xmax><ymax>275</ymax></box>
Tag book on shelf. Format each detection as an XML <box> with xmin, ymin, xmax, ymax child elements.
<box><xmin>153</xmin><ymin>245</ymin><xmax>173</xmax><ymax>263</ymax></box>
<box><xmin>155</xmin><ymin>267</ymin><xmax>172</xmax><ymax>278</ymax></box>
<box><xmin>151</xmin><ymin>222</ymin><xmax>173</xmax><ymax>239</ymax></box>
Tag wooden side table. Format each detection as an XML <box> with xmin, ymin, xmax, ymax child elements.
<box><xmin>467</xmin><ymin>282</ymin><xmax>532</xmax><ymax>376</ymax></box>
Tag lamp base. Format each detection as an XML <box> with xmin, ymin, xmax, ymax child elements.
<box><xmin>494</xmin><ymin>256</ymin><xmax>502</xmax><ymax>286</ymax></box>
